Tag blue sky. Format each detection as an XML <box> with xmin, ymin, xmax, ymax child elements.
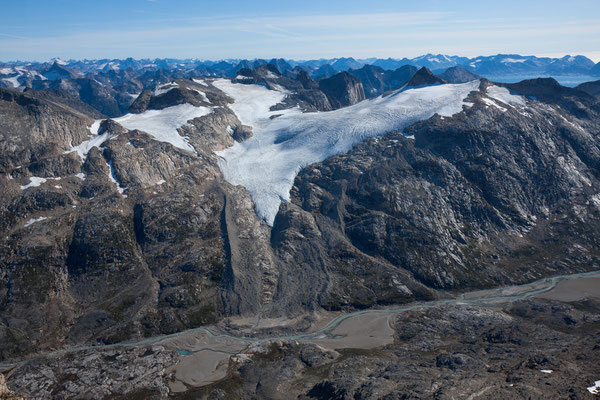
<box><xmin>2</xmin><ymin>0</ymin><xmax>599</xmax><ymax>62</ymax></box>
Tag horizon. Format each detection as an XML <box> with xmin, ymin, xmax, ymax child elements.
<box><xmin>2</xmin><ymin>52</ymin><xmax>599</xmax><ymax>65</ymax></box>
<box><xmin>1</xmin><ymin>0</ymin><xmax>599</xmax><ymax>63</ymax></box>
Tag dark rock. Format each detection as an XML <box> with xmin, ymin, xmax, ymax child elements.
<box><xmin>349</xmin><ymin>64</ymin><xmax>417</xmax><ymax>97</ymax></box>
<box><xmin>404</xmin><ymin>67</ymin><xmax>447</xmax><ymax>87</ymax></box>
<box><xmin>318</xmin><ymin>71</ymin><xmax>366</xmax><ymax>108</ymax></box>
<box><xmin>438</xmin><ymin>66</ymin><xmax>481</xmax><ymax>83</ymax></box>
<box><xmin>307</xmin><ymin>381</ymin><xmax>347</xmax><ymax>400</ymax></box>
<box><xmin>575</xmin><ymin>79</ymin><xmax>600</xmax><ymax>98</ymax></box>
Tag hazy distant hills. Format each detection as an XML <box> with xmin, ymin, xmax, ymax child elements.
<box><xmin>1</xmin><ymin>53</ymin><xmax>599</xmax><ymax>85</ymax></box>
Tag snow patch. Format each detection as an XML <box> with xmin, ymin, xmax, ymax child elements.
<box><xmin>2</xmin><ymin>76</ymin><xmax>20</xmax><ymax>88</ymax></box>
<box><xmin>114</xmin><ymin>104</ymin><xmax>212</xmax><ymax>153</ymax></box>
<box><xmin>234</xmin><ymin>75</ymin><xmax>253</xmax><ymax>80</ymax></box>
<box><xmin>193</xmin><ymin>89</ymin><xmax>211</xmax><ymax>103</ymax></box>
<box><xmin>486</xmin><ymin>86</ymin><xmax>526</xmax><ymax>107</ymax></box>
<box><xmin>502</xmin><ymin>58</ymin><xmax>527</xmax><ymax>63</ymax></box>
<box><xmin>25</xmin><ymin>216</ymin><xmax>48</xmax><ymax>227</ymax></box>
<box><xmin>21</xmin><ymin>177</ymin><xmax>48</xmax><ymax>189</ymax></box>
<box><xmin>215</xmin><ymin>79</ymin><xmax>480</xmax><ymax>225</ymax></box>
<box><xmin>67</xmin><ymin>131</ymin><xmax>116</xmax><ymax>159</ymax></box>
<box><xmin>156</xmin><ymin>179</ymin><xmax>166</xmax><ymax>185</ymax></box>
<box><xmin>106</xmin><ymin>160</ymin><xmax>127</xmax><ymax>196</ymax></box>
<box><xmin>540</xmin><ymin>370</ymin><xmax>553</xmax><ymax>374</ymax></box>
<box><xmin>192</xmin><ymin>79</ymin><xmax>208</xmax><ymax>86</ymax></box>
<box><xmin>75</xmin><ymin>173</ymin><xmax>86</xmax><ymax>180</ymax></box>
<box><xmin>588</xmin><ymin>380</ymin><xmax>600</xmax><ymax>395</ymax></box>
<box><xmin>212</xmin><ymin>79</ymin><xmax>289</xmax><ymax>127</ymax></box>
<box><xmin>481</xmin><ymin>97</ymin><xmax>508</xmax><ymax>112</ymax></box>
<box><xmin>154</xmin><ymin>82</ymin><xmax>179</xmax><ymax>96</ymax></box>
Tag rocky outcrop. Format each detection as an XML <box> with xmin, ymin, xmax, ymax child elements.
<box><xmin>22</xmin><ymin>88</ymin><xmax>106</xmax><ymax>118</ymax></box>
<box><xmin>404</xmin><ymin>67</ymin><xmax>447</xmax><ymax>87</ymax></box>
<box><xmin>318</xmin><ymin>72</ymin><xmax>366</xmax><ymax>109</ymax></box>
<box><xmin>348</xmin><ymin>65</ymin><xmax>390</xmax><ymax>98</ymax></box>
<box><xmin>0</xmin><ymin>87</ymin><xmax>93</xmax><ymax>171</ymax></box>
<box><xmin>273</xmin><ymin>79</ymin><xmax>600</xmax><ymax>301</ymax></box>
<box><xmin>296</xmin><ymin>70</ymin><xmax>319</xmax><ymax>90</ymax></box>
<box><xmin>349</xmin><ymin>64</ymin><xmax>417</xmax><ymax>97</ymax></box>
<box><xmin>7</xmin><ymin>345</ymin><xmax>177</xmax><ymax>399</ymax></box>
<box><xmin>438</xmin><ymin>66</ymin><xmax>481</xmax><ymax>83</ymax></box>
<box><xmin>2</xmin><ymin>74</ymin><xmax>600</xmax><ymax>377</ymax></box>
<box><xmin>576</xmin><ymin>79</ymin><xmax>600</xmax><ymax>98</ymax></box>
<box><xmin>0</xmin><ymin>84</ymin><xmax>273</xmax><ymax>362</ymax></box>
<box><xmin>0</xmin><ymin>373</ymin><xmax>25</xmax><ymax>400</ymax></box>
<box><xmin>41</xmin><ymin>61</ymin><xmax>75</xmax><ymax>81</ymax></box>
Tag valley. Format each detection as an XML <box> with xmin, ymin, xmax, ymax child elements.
<box><xmin>1</xmin><ymin>56</ymin><xmax>600</xmax><ymax>398</ymax></box>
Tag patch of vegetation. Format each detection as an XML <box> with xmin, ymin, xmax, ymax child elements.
<box><xmin>186</xmin><ymin>304</ymin><xmax>219</xmax><ymax>326</ymax></box>
<box><xmin>100</xmin><ymin>322</ymin><xmax>136</xmax><ymax>345</ymax></box>
<box><xmin>109</xmin><ymin>295</ymin><xmax>137</xmax><ymax>322</ymax></box>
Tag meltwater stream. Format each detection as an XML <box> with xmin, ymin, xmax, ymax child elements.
<box><xmin>1</xmin><ymin>269</ymin><xmax>599</xmax><ymax>368</ymax></box>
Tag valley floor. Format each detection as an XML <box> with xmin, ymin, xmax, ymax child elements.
<box><xmin>3</xmin><ymin>270</ymin><xmax>600</xmax><ymax>399</ymax></box>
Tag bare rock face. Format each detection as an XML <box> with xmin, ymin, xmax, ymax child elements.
<box><xmin>7</xmin><ymin>345</ymin><xmax>178</xmax><ymax>399</ymax></box>
<box><xmin>318</xmin><ymin>71</ymin><xmax>366</xmax><ymax>109</ymax></box>
<box><xmin>576</xmin><ymin>79</ymin><xmax>600</xmax><ymax>98</ymax></box>
<box><xmin>273</xmin><ymin>79</ymin><xmax>600</xmax><ymax>302</ymax></box>
<box><xmin>348</xmin><ymin>64</ymin><xmax>417</xmax><ymax>97</ymax></box>
<box><xmin>0</xmin><ymin>87</ymin><xmax>93</xmax><ymax>170</ymax></box>
<box><xmin>296</xmin><ymin>70</ymin><xmax>319</xmax><ymax>90</ymax></box>
<box><xmin>438</xmin><ymin>66</ymin><xmax>481</xmax><ymax>83</ymax></box>
<box><xmin>2</xmin><ymin>72</ymin><xmax>600</xmax><ymax>400</ymax></box>
<box><xmin>404</xmin><ymin>66</ymin><xmax>447</xmax><ymax>87</ymax></box>
<box><xmin>0</xmin><ymin>83</ymin><xmax>273</xmax><ymax>362</ymax></box>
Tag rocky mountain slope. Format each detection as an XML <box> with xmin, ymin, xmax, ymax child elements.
<box><xmin>347</xmin><ymin>65</ymin><xmax>417</xmax><ymax>97</ymax></box>
<box><xmin>1</xmin><ymin>67</ymin><xmax>600</xmax><ymax>375</ymax></box>
<box><xmin>577</xmin><ymin>79</ymin><xmax>600</xmax><ymax>98</ymax></box>
<box><xmin>438</xmin><ymin>66</ymin><xmax>481</xmax><ymax>83</ymax></box>
<box><xmin>2</xmin><ymin>54</ymin><xmax>597</xmax><ymax>122</ymax></box>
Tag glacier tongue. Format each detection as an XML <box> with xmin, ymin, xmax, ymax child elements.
<box><xmin>214</xmin><ymin>79</ymin><xmax>480</xmax><ymax>226</ymax></box>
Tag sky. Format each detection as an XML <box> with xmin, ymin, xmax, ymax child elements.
<box><xmin>1</xmin><ymin>0</ymin><xmax>599</xmax><ymax>62</ymax></box>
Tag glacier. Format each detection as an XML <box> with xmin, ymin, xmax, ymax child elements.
<box><xmin>213</xmin><ymin>79</ymin><xmax>480</xmax><ymax>225</ymax></box>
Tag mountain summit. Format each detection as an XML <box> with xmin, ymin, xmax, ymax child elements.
<box><xmin>405</xmin><ymin>67</ymin><xmax>447</xmax><ymax>87</ymax></box>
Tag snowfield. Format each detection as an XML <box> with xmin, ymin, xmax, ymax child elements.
<box><xmin>67</xmin><ymin>104</ymin><xmax>213</xmax><ymax>158</ymax></box>
<box><xmin>588</xmin><ymin>380</ymin><xmax>600</xmax><ymax>395</ymax></box>
<box><xmin>214</xmin><ymin>78</ymin><xmax>480</xmax><ymax>225</ymax></box>
<box><xmin>115</xmin><ymin>104</ymin><xmax>211</xmax><ymax>153</ymax></box>
<box><xmin>486</xmin><ymin>85</ymin><xmax>526</xmax><ymax>107</ymax></box>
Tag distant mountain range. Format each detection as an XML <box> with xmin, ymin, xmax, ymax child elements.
<box><xmin>1</xmin><ymin>54</ymin><xmax>599</xmax><ymax>85</ymax></box>
<box><xmin>2</xmin><ymin>53</ymin><xmax>599</xmax><ymax>120</ymax></box>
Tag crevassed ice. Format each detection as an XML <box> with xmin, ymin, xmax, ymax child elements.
<box><xmin>213</xmin><ymin>78</ymin><xmax>480</xmax><ymax>225</ymax></box>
